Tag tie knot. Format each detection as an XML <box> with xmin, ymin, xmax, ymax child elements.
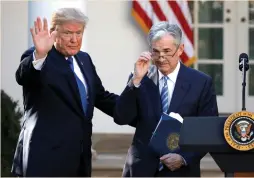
<box><xmin>162</xmin><ymin>76</ymin><xmax>168</xmax><ymax>87</ymax></box>
<box><xmin>67</xmin><ymin>57</ymin><xmax>73</xmax><ymax>64</ymax></box>
<box><xmin>162</xmin><ymin>76</ymin><xmax>169</xmax><ymax>82</ymax></box>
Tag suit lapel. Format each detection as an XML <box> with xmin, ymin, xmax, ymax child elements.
<box><xmin>146</xmin><ymin>65</ymin><xmax>162</xmax><ymax>121</ymax></box>
<box><xmin>74</xmin><ymin>53</ymin><xmax>93</xmax><ymax>107</ymax></box>
<box><xmin>168</xmin><ymin>64</ymin><xmax>191</xmax><ymax>113</ymax></box>
<box><xmin>146</xmin><ymin>64</ymin><xmax>191</xmax><ymax>115</ymax></box>
<box><xmin>49</xmin><ymin>47</ymin><xmax>80</xmax><ymax>99</ymax></box>
<box><xmin>48</xmin><ymin>47</ymin><xmax>85</xmax><ymax>118</ymax></box>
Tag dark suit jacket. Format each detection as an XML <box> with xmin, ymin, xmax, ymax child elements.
<box><xmin>12</xmin><ymin>46</ymin><xmax>118</xmax><ymax>177</ymax></box>
<box><xmin>114</xmin><ymin>63</ymin><xmax>218</xmax><ymax>177</ymax></box>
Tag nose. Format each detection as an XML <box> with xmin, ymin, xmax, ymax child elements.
<box><xmin>157</xmin><ymin>56</ymin><xmax>167</xmax><ymax>62</ymax></box>
<box><xmin>70</xmin><ymin>33</ymin><xmax>77</xmax><ymax>42</ymax></box>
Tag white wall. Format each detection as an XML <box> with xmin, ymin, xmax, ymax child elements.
<box><xmin>1</xmin><ymin>1</ymin><xmax>149</xmax><ymax>134</ymax></box>
<box><xmin>1</xmin><ymin>1</ymin><xmax>28</xmax><ymax>107</ymax></box>
<box><xmin>86</xmin><ymin>1</ymin><xmax>148</xmax><ymax>133</ymax></box>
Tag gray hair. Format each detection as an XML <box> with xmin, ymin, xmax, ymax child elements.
<box><xmin>148</xmin><ymin>21</ymin><xmax>182</xmax><ymax>47</ymax></box>
<box><xmin>50</xmin><ymin>7</ymin><xmax>89</xmax><ymax>32</ymax></box>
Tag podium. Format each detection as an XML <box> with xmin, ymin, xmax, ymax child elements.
<box><xmin>179</xmin><ymin>115</ymin><xmax>254</xmax><ymax>177</ymax></box>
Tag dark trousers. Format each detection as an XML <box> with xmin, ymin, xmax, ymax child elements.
<box><xmin>77</xmin><ymin>151</ymin><xmax>91</xmax><ymax>177</ymax></box>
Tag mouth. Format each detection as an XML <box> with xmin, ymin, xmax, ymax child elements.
<box><xmin>157</xmin><ymin>63</ymin><xmax>169</xmax><ymax>67</ymax></box>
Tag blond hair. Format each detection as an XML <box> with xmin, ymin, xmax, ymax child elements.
<box><xmin>50</xmin><ymin>7</ymin><xmax>88</xmax><ymax>32</ymax></box>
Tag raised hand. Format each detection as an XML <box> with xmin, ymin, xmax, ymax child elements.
<box><xmin>133</xmin><ymin>51</ymin><xmax>151</xmax><ymax>85</ymax></box>
<box><xmin>30</xmin><ymin>17</ymin><xmax>57</xmax><ymax>60</ymax></box>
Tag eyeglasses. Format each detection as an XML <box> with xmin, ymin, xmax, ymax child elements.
<box><xmin>151</xmin><ymin>45</ymin><xmax>180</xmax><ymax>60</ymax></box>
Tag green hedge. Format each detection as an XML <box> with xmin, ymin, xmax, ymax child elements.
<box><xmin>1</xmin><ymin>90</ymin><xmax>22</xmax><ymax>177</ymax></box>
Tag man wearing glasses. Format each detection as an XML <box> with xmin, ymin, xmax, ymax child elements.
<box><xmin>114</xmin><ymin>22</ymin><xmax>218</xmax><ymax>177</ymax></box>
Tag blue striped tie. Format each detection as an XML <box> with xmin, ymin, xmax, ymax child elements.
<box><xmin>159</xmin><ymin>76</ymin><xmax>169</xmax><ymax>171</ymax></box>
<box><xmin>161</xmin><ymin>76</ymin><xmax>169</xmax><ymax>113</ymax></box>
<box><xmin>67</xmin><ymin>57</ymin><xmax>88</xmax><ymax>115</ymax></box>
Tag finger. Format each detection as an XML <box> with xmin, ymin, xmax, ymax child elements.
<box><xmin>137</xmin><ymin>58</ymin><xmax>149</xmax><ymax>64</ymax></box>
<box><xmin>30</xmin><ymin>27</ymin><xmax>36</xmax><ymax>39</ymax></box>
<box><xmin>34</xmin><ymin>21</ymin><xmax>38</xmax><ymax>34</ymax></box>
<box><xmin>50</xmin><ymin>31</ymin><xmax>57</xmax><ymax>42</ymax></box>
<box><xmin>140</xmin><ymin>53</ymin><xmax>151</xmax><ymax>60</ymax></box>
<box><xmin>43</xmin><ymin>18</ymin><xmax>48</xmax><ymax>32</ymax></box>
<box><xmin>141</xmin><ymin>51</ymin><xmax>151</xmax><ymax>55</ymax></box>
<box><xmin>160</xmin><ymin>154</ymin><xmax>172</xmax><ymax>161</ymax></box>
<box><xmin>165</xmin><ymin>163</ymin><xmax>175</xmax><ymax>171</ymax></box>
<box><xmin>143</xmin><ymin>52</ymin><xmax>152</xmax><ymax>58</ymax></box>
<box><xmin>138</xmin><ymin>56</ymin><xmax>149</xmax><ymax>62</ymax></box>
<box><xmin>167</xmin><ymin>162</ymin><xmax>177</xmax><ymax>170</ymax></box>
<box><xmin>37</xmin><ymin>17</ymin><xmax>42</xmax><ymax>32</ymax></box>
<box><xmin>170</xmin><ymin>167</ymin><xmax>176</xmax><ymax>171</ymax></box>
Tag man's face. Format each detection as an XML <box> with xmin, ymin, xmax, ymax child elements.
<box><xmin>151</xmin><ymin>34</ymin><xmax>184</xmax><ymax>75</ymax></box>
<box><xmin>54</xmin><ymin>22</ymin><xmax>84</xmax><ymax>57</ymax></box>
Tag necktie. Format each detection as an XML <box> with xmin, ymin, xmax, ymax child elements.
<box><xmin>161</xmin><ymin>76</ymin><xmax>169</xmax><ymax>113</ymax></box>
<box><xmin>158</xmin><ymin>76</ymin><xmax>169</xmax><ymax>171</ymax></box>
<box><xmin>67</xmin><ymin>57</ymin><xmax>88</xmax><ymax>115</ymax></box>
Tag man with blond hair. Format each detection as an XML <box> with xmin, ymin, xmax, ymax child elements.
<box><xmin>12</xmin><ymin>8</ymin><xmax>118</xmax><ymax>177</ymax></box>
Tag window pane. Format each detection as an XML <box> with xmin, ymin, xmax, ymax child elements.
<box><xmin>198</xmin><ymin>1</ymin><xmax>223</xmax><ymax>23</ymax></box>
<box><xmin>188</xmin><ymin>1</ymin><xmax>194</xmax><ymax>23</ymax></box>
<box><xmin>198</xmin><ymin>64</ymin><xmax>223</xmax><ymax>95</ymax></box>
<box><xmin>249</xmin><ymin>64</ymin><xmax>254</xmax><ymax>96</ymax></box>
<box><xmin>249</xmin><ymin>1</ymin><xmax>254</xmax><ymax>24</ymax></box>
<box><xmin>249</xmin><ymin>28</ymin><xmax>254</xmax><ymax>60</ymax></box>
<box><xmin>198</xmin><ymin>28</ymin><xmax>223</xmax><ymax>59</ymax></box>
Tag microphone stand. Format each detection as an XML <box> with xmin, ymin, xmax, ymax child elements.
<box><xmin>224</xmin><ymin>57</ymin><xmax>249</xmax><ymax>178</ymax></box>
<box><xmin>241</xmin><ymin>59</ymin><xmax>249</xmax><ymax>111</ymax></box>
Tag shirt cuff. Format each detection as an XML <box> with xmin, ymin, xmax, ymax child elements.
<box><xmin>131</xmin><ymin>75</ymin><xmax>141</xmax><ymax>88</ymax></box>
<box><xmin>32</xmin><ymin>51</ymin><xmax>47</xmax><ymax>70</ymax></box>
<box><xmin>127</xmin><ymin>75</ymin><xmax>141</xmax><ymax>88</ymax></box>
<box><xmin>133</xmin><ymin>83</ymin><xmax>141</xmax><ymax>88</ymax></box>
<box><xmin>181</xmin><ymin>156</ymin><xmax>187</xmax><ymax>165</ymax></box>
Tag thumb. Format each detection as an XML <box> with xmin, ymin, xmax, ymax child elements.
<box><xmin>50</xmin><ymin>31</ymin><xmax>57</xmax><ymax>42</ymax></box>
<box><xmin>160</xmin><ymin>154</ymin><xmax>171</xmax><ymax>161</ymax></box>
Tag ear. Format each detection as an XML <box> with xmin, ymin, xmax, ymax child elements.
<box><xmin>177</xmin><ymin>44</ymin><xmax>184</xmax><ymax>57</ymax></box>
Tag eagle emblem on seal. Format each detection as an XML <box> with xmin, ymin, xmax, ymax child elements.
<box><xmin>167</xmin><ymin>133</ymin><xmax>180</xmax><ymax>151</ymax></box>
<box><xmin>235</xmin><ymin>120</ymin><xmax>253</xmax><ymax>142</ymax></box>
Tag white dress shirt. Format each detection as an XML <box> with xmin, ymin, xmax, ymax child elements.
<box><xmin>32</xmin><ymin>52</ymin><xmax>89</xmax><ymax>96</ymax></box>
<box><xmin>158</xmin><ymin>61</ymin><xmax>180</xmax><ymax>107</ymax></box>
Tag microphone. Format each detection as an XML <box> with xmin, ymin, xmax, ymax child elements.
<box><xmin>238</xmin><ymin>53</ymin><xmax>249</xmax><ymax>111</ymax></box>
<box><xmin>239</xmin><ymin>53</ymin><xmax>249</xmax><ymax>71</ymax></box>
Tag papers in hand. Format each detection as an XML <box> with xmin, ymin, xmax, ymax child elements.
<box><xmin>169</xmin><ymin>112</ymin><xmax>183</xmax><ymax>123</ymax></box>
<box><xmin>149</xmin><ymin>112</ymin><xmax>184</xmax><ymax>156</ymax></box>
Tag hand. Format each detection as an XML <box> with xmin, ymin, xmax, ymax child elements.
<box><xmin>160</xmin><ymin>153</ymin><xmax>184</xmax><ymax>171</ymax></box>
<box><xmin>30</xmin><ymin>17</ymin><xmax>57</xmax><ymax>60</ymax></box>
<box><xmin>133</xmin><ymin>52</ymin><xmax>151</xmax><ymax>85</ymax></box>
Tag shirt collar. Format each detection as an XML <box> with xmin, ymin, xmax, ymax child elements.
<box><xmin>158</xmin><ymin>61</ymin><xmax>180</xmax><ymax>84</ymax></box>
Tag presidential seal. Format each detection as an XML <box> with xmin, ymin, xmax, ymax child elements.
<box><xmin>167</xmin><ymin>133</ymin><xmax>180</xmax><ymax>151</ymax></box>
<box><xmin>224</xmin><ymin>111</ymin><xmax>254</xmax><ymax>151</ymax></box>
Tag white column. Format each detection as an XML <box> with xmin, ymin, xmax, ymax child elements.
<box><xmin>28</xmin><ymin>0</ymin><xmax>87</xmax><ymax>51</ymax></box>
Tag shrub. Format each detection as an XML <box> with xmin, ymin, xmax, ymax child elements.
<box><xmin>1</xmin><ymin>90</ymin><xmax>22</xmax><ymax>177</ymax></box>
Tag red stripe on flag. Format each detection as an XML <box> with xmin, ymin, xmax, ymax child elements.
<box><xmin>149</xmin><ymin>1</ymin><xmax>167</xmax><ymax>21</ymax></box>
<box><xmin>167</xmin><ymin>1</ymin><xmax>193</xmax><ymax>44</ymax></box>
<box><xmin>133</xmin><ymin>1</ymin><xmax>153</xmax><ymax>31</ymax></box>
<box><xmin>180</xmin><ymin>51</ymin><xmax>189</xmax><ymax>64</ymax></box>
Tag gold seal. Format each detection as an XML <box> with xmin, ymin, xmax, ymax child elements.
<box><xmin>167</xmin><ymin>133</ymin><xmax>180</xmax><ymax>151</ymax></box>
<box><xmin>224</xmin><ymin>111</ymin><xmax>254</xmax><ymax>151</ymax></box>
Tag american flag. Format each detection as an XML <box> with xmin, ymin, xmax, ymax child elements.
<box><xmin>132</xmin><ymin>0</ymin><xmax>196</xmax><ymax>66</ymax></box>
